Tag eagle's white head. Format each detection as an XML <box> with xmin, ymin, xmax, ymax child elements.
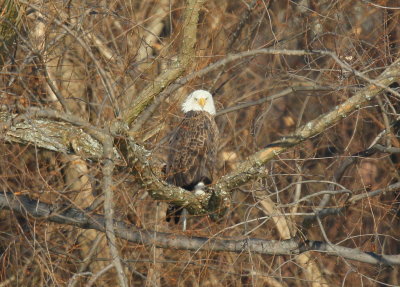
<box><xmin>182</xmin><ymin>90</ymin><xmax>216</xmax><ymax>115</ymax></box>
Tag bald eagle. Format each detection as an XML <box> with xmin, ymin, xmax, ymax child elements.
<box><xmin>166</xmin><ymin>90</ymin><xmax>219</xmax><ymax>224</ymax></box>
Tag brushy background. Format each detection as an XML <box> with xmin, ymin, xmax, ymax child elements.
<box><xmin>0</xmin><ymin>0</ymin><xmax>399</xmax><ymax>286</ymax></box>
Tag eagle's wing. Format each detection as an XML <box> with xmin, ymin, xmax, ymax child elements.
<box><xmin>166</xmin><ymin>111</ymin><xmax>219</xmax><ymax>190</ymax></box>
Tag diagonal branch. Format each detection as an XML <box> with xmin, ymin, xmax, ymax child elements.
<box><xmin>2</xmin><ymin>55</ymin><xmax>400</xmax><ymax>217</ymax></box>
<box><xmin>121</xmin><ymin>0</ymin><xmax>206</xmax><ymax>126</ymax></box>
<box><xmin>214</xmin><ymin>56</ymin><xmax>400</xmax><ymax>195</ymax></box>
<box><xmin>132</xmin><ymin>48</ymin><xmax>400</xmax><ymax>127</ymax></box>
<box><xmin>0</xmin><ymin>109</ymin><xmax>210</xmax><ymax>215</ymax></box>
<box><xmin>1</xmin><ymin>191</ymin><xmax>400</xmax><ymax>266</ymax></box>
<box><xmin>129</xmin><ymin>55</ymin><xmax>400</xmax><ymax>216</ymax></box>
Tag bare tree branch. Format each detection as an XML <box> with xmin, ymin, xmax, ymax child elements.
<box><xmin>18</xmin><ymin>0</ymin><xmax>120</xmax><ymax>116</ymax></box>
<box><xmin>122</xmin><ymin>0</ymin><xmax>206</xmax><ymax>126</ymax></box>
<box><xmin>214</xmin><ymin>55</ymin><xmax>400</xmax><ymax>195</ymax></box>
<box><xmin>4</xmin><ymin>1</ymin><xmax>400</xmax><ymax>284</ymax></box>
<box><xmin>2</xmin><ymin>55</ymin><xmax>400</xmax><ymax>218</ymax></box>
<box><xmin>132</xmin><ymin>48</ymin><xmax>400</xmax><ymax>128</ymax></box>
<box><xmin>1</xmin><ymin>191</ymin><xmax>399</xmax><ymax>266</ymax></box>
<box><xmin>0</xmin><ymin>108</ymin><xmax>111</xmax><ymax>159</ymax></box>
<box><xmin>101</xmin><ymin>135</ymin><xmax>128</xmax><ymax>287</ymax></box>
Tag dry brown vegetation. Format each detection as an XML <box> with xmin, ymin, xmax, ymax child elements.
<box><xmin>1</xmin><ymin>0</ymin><xmax>400</xmax><ymax>286</ymax></box>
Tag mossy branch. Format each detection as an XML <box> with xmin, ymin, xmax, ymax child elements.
<box><xmin>1</xmin><ymin>55</ymin><xmax>400</xmax><ymax>217</ymax></box>
<box><xmin>121</xmin><ymin>0</ymin><xmax>206</xmax><ymax>126</ymax></box>
<box><xmin>214</xmin><ymin>56</ymin><xmax>400</xmax><ymax>195</ymax></box>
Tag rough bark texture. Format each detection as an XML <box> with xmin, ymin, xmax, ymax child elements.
<box><xmin>2</xmin><ymin>1</ymin><xmax>400</xmax><ymax>286</ymax></box>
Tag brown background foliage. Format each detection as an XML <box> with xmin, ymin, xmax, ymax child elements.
<box><xmin>0</xmin><ymin>0</ymin><xmax>400</xmax><ymax>286</ymax></box>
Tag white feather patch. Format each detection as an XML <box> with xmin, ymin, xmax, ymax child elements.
<box><xmin>194</xmin><ymin>182</ymin><xmax>206</xmax><ymax>196</ymax></box>
<box><xmin>182</xmin><ymin>90</ymin><xmax>216</xmax><ymax>115</ymax></box>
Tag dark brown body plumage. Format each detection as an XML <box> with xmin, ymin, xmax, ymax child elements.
<box><xmin>166</xmin><ymin>111</ymin><xmax>219</xmax><ymax>222</ymax></box>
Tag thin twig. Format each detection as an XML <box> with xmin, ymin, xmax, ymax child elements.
<box><xmin>277</xmin><ymin>189</ymin><xmax>351</xmax><ymax>208</ymax></box>
<box><xmin>214</xmin><ymin>55</ymin><xmax>400</xmax><ymax>197</ymax></box>
<box><xmin>68</xmin><ymin>235</ymin><xmax>105</xmax><ymax>287</ymax></box>
<box><xmin>85</xmin><ymin>264</ymin><xmax>114</xmax><ymax>287</ymax></box>
<box><xmin>19</xmin><ymin>0</ymin><xmax>120</xmax><ymax>116</ymax></box>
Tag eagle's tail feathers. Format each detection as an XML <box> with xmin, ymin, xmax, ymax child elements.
<box><xmin>166</xmin><ymin>205</ymin><xmax>183</xmax><ymax>224</ymax></box>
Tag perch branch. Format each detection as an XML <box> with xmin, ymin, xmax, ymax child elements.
<box><xmin>0</xmin><ymin>109</ymin><xmax>211</xmax><ymax>215</ymax></box>
<box><xmin>0</xmin><ymin>108</ymin><xmax>111</xmax><ymax>159</ymax></box>
<box><xmin>2</xmin><ymin>55</ymin><xmax>400</xmax><ymax>216</ymax></box>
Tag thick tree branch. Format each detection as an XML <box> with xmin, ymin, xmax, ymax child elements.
<box><xmin>1</xmin><ymin>192</ymin><xmax>399</xmax><ymax>266</ymax></box>
<box><xmin>214</xmin><ymin>56</ymin><xmax>400</xmax><ymax>195</ymax></box>
<box><xmin>126</xmin><ymin>141</ymin><xmax>208</xmax><ymax>215</ymax></box>
<box><xmin>0</xmin><ymin>109</ymin><xmax>211</xmax><ymax>215</ymax></box>
<box><xmin>0</xmin><ymin>109</ymin><xmax>111</xmax><ymax>159</ymax></box>
<box><xmin>132</xmin><ymin>48</ymin><xmax>400</xmax><ymax>127</ymax></box>
<box><xmin>121</xmin><ymin>0</ymin><xmax>206</xmax><ymax>126</ymax></box>
<box><xmin>2</xmin><ymin>55</ymin><xmax>400</xmax><ymax>218</ymax></box>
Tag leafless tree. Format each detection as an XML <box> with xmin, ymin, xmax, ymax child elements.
<box><xmin>1</xmin><ymin>0</ymin><xmax>400</xmax><ymax>286</ymax></box>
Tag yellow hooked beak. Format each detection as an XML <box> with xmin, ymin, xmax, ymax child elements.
<box><xmin>198</xmin><ymin>97</ymin><xmax>206</xmax><ymax>108</ymax></box>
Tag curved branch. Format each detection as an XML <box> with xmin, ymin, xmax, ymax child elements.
<box><xmin>1</xmin><ymin>192</ymin><xmax>399</xmax><ymax>266</ymax></box>
<box><xmin>0</xmin><ymin>109</ymin><xmax>211</xmax><ymax>215</ymax></box>
<box><xmin>2</xmin><ymin>56</ymin><xmax>400</xmax><ymax>217</ymax></box>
